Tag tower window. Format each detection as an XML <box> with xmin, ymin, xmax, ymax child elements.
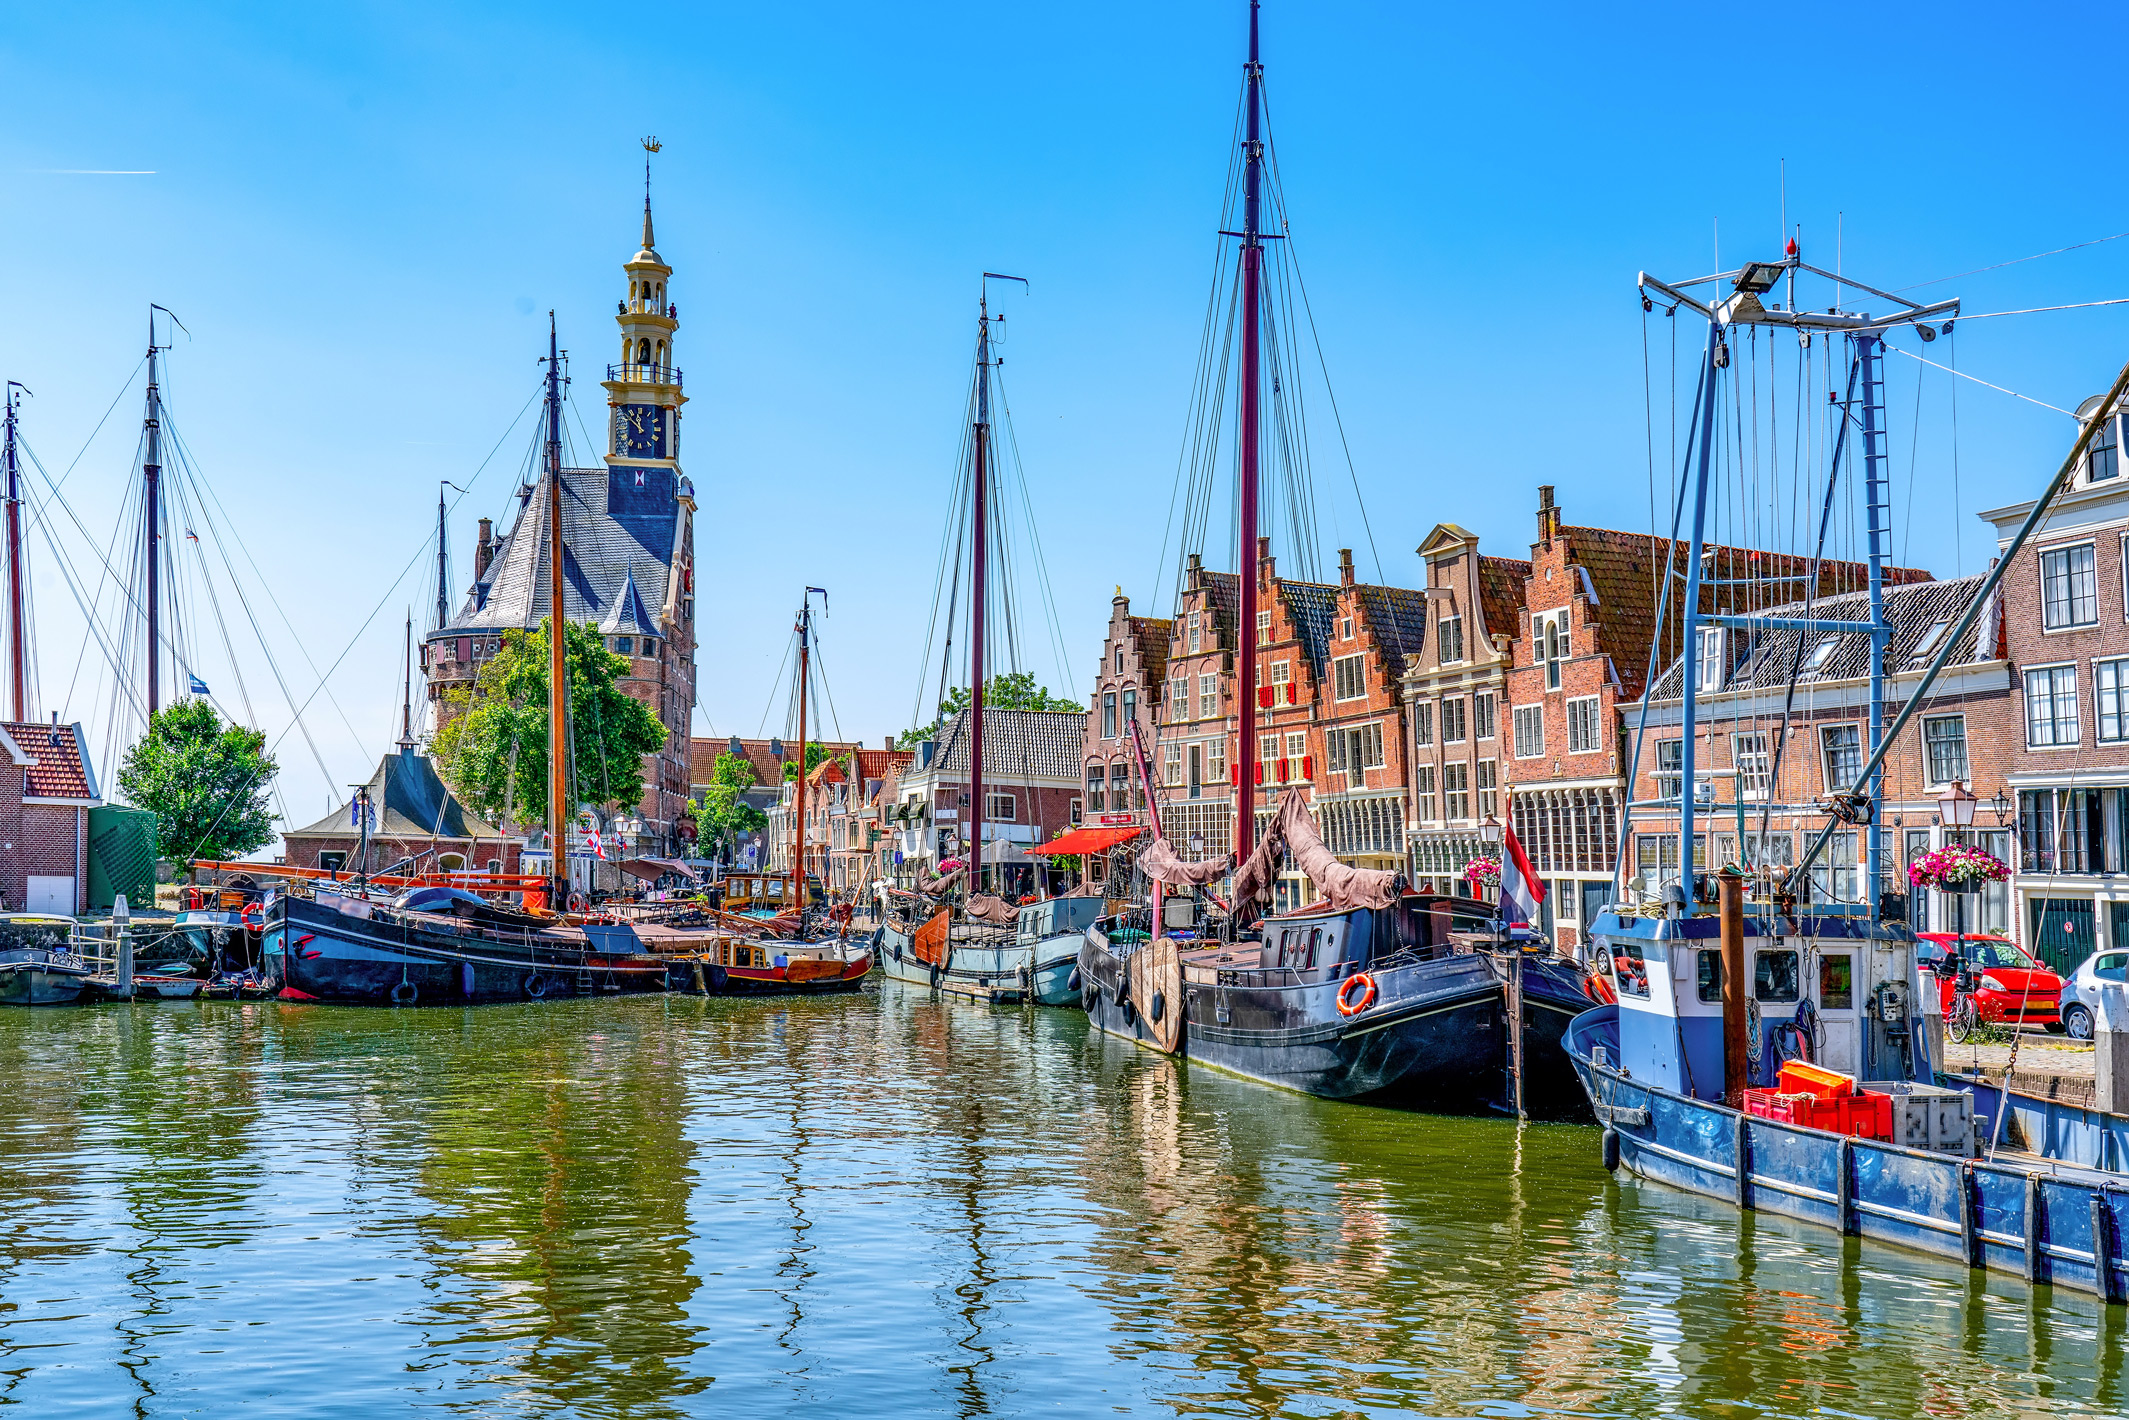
<box><xmin>655</xmin><ymin>340</ymin><xmax>666</xmax><ymax>365</ymax></box>
<box><xmin>637</xmin><ymin>338</ymin><xmax>651</xmax><ymax>364</ymax></box>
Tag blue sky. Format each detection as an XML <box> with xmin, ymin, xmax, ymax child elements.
<box><xmin>4</xmin><ymin>1</ymin><xmax>2129</xmax><ymax>829</ymax></box>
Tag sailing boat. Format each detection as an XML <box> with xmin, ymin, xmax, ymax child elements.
<box><xmin>1075</xmin><ymin>1</ymin><xmax>1593</xmax><ymax>1112</ymax></box>
<box><xmin>875</xmin><ymin>278</ymin><xmax>1070</xmax><ymax>1005</ymax></box>
<box><xmin>257</xmin><ymin>320</ymin><xmax>666</xmax><ymax>1004</ymax></box>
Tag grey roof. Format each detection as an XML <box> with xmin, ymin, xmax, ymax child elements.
<box><xmin>930</xmin><ymin>707</ymin><xmax>1088</xmax><ymax>782</ymax></box>
<box><xmin>1355</xmin><ymin>584</ymin><xmax>1430</xmax><ymax>678</ymax></box>
<box><xmin>445</xmin><ymin>465</ymin><xmax>679</xmax><ymax>635</ymax></box>
<box><xmin>1646</xmin><ymin>573</ymin><xmax>1987</xmax><ymax>699</ymax></box>
<box><xmin>1281</xmin><ymin>581</ymin><xmax>1342</xmax><ymax>675</ymax></box>
<box><xmin>284</xmin><ymin>748</ymin><xmax>505</xmax><ymax>842</ymax></box>
<box><xmin>598</xmin><ymin>564</ymin><xmax>658</xmax><ymax>636</ymax></box>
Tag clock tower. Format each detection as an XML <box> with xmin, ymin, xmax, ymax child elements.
<box><xmin>603</xmin><ymin>141</ymin><xmax>686</xmax><ymax>467</ymax></box>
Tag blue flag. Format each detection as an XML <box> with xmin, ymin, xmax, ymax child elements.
<box><xmin>188</xmin><ymin>675</ymin><xmax>210</xmax><ymax>695</ymax></box>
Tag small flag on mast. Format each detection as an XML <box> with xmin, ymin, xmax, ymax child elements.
<box><xmin>1500</xmin><ymin>820</ymin><xmax>1548</xmax><ymax>928</ymax></box>
<box><xmin>188</xmin><ymin>674</ymin><xmax>210</xmax><ymax>695</ymax></box>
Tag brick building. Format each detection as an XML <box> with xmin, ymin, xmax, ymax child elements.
<box><xmin>426</xmin><ymin>186</ymin><xmax>697</xmax><ymax>854</ymax></box>
<box><xmin>1083</xmin><ymin>591</ymin><xmax>1171</xmax><ymax>828</ymax></box>
<box><xmin>1150</xmin><ymin>558</ymin><xmax>1240</xmax><ymax>871</ymax></box>
<box><xmin>893</xmin><ymin>707</ymin><xmax>1086</xmax><ymax>892</ymax></box>
<box><xmin>1621</xmin><ymin>574</ymin><xmax>2009</xmax><ymax>937</ymax></box>
<box><xmin>1403</xmin><ymin>524</ymin><xmax>1529</xmax><ymax>893</ymax></box>
<box><xmin>0</xmin><ymin>719</ymin><xmax>100</xmax><ymax>914</ymax></box>
<box><xmin>1506</xmin><ymin>486</ymin><xmax>1921</xmax><ymax>950</ymax></box>
<box><xmin>690</xmin><ymin>735</ymin><xmax>861</xmax><ymax>870</ymax></box>
<box><xmin>282</xmin><ymin>745</ymin><xmax>520</xmax><ymax>879</ymax></box>
<box><xmin>1986</xmin><ymin>423</ymin><xmax>2129</xmax><ymax>969</ymax></box>
<box><xmin>810</xmin><ymin>742</ymin><xmax>913</xmax><ymax>895</ymax></box>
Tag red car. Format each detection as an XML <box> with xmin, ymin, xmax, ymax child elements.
<box><xmin>1914</xmin><ymin>933</ymin><xmax>2064</xmax><ymax>1032</ymax></box>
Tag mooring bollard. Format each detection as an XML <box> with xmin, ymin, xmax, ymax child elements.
<box><xmin>2096</xmin><ymin>981</ymin><xmax>2129</xmax><ymax>1116</ymax></box>
<box><xmin>114</xmin><ymin>893</ymin><xmax>135</xmax><ymax>999</ymax></box>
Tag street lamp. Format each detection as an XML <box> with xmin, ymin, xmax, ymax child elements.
<box><xmin>1188</xmin><ymin>831</ymin><xmax>1206</xmax><ymax>859</ymax></box>
<box><xmin>1939</xmin><ymin>780</ymin><xmax>1977</xmax><ymax>949</ymax></box>
<box><xmin>1480</xmin><ymin>813</ymin><xmax>1503</xmax><ymax>847</ymax></box>
<box><xmin>1989</xmin><ymin>788</ymin><xmax>2013</xmax><ymax>828</ymax></box>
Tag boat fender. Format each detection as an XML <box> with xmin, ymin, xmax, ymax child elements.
<box><xmin>1066</xmin><ymin>967</ymin><xmax>1081</xmax><ymax>995</ymax></box>
<box><xmin>1601</xmin><ymin>1128</ymin><xmax>1621</xmax><ymax>1172</ymax></box>
<box><xmin>1151</xmin><ymin>991</ymin><xmax>1166</xmax><ymax>1023</ymax></box>
<box><xmin>525</xmin><ymin>974</ymin><xmax>548</xmax><ymax>999</ymax></box>
<box><xmin>240</xmin><ymin>902</ymin><xmax>264</xmax><ymax>932</ymax></box>
<box><xmin>391</xmin><ymin>980</ymin><xmax>418</xmax><ymax>1006</ymax></box>
<box><xmin>1336</xmin><ymin>972</ymin><xmax>1378</xmax><ymax>1017</ymax></box>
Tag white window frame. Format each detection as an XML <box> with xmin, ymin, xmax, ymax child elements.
<box><xmin>1443</xmin><ymin>761</ymin><xmax>1470</xmax><ymax>821</ymax></box>
<box><xmin>1197</xmin><ymin>672</ymin><xmax>1217</xmax><ymax>720</ymax></box>
<box><xmin>1476</xmin><ymin>758</ymin><xmax>1498</xmax><ymax>818</ymax></box>
<box><xmin>1415</xmin><ymin>764</ymin><xmax>1436</xmax><ymax>822</ymax></box>
<box><xmin>1512</xmin><ymin>704</ymin><xmax>1544</xmax><ymax>759</ymax></box>
<box><xmin>987</xmin><ymin>792</ymin><xmax>1016</xmax><ymax>821</ymax></box>
<box><xmin>1473</xmin><ymin>692</ymin><xmax>1495</xmax><ymax>740</ymax></box>
<box><xmin>1695</xmin><ymin>626</ymin><xmax>1726</xmax><ymax>693</ymax></box>
<box><xmin>1538</xmin><ymin>610</ymin><xmax>1569</xmax><ymax>690</ymax></box>
<box><xmin>1333</xmin><ymin>653</ymin><xmax>1366</xmax><ymax>701</ymax></box>
<box><xmin>1565</xmin><ymin>695</ymin><xmax>1601</xmax><ymax>753</ymax></box>
<box><xmin>2101</xmin><ymin>658</ymin><xmax>2129</xmax><ymax>744</ymax></box>
<box><xmin>1441</xmin><ymin>696</ymin><xmax>1467</xmax><ymax>744</ymax></box>
<box><xmin>2026</xmin><ymin>662</ymin><xmax>2081</xmax><ymax>747</ymax></box>
<box><xmin>1820</xmin><ymin>723</ymin><xmax>1863</xmax><ymax>794</ymax></box>
<box><xmin>2041</xmin><ymin>542</ymin><xmax>2099</xmax><ymax>631</ymax></box>
<box><xmin>1922</xmin><ymin>713</ymin><xmax>1970</xmax><ymax>786</ymax></box>
<box><xmin>1438</xmin><ymin>615</ymin><xmax>1465</xmax><ymax>665</ymax></box>
<box><xmin>1733</xmin><ymin>731</ymin><xmax>1771</xmax><ymax>799</ymax></box>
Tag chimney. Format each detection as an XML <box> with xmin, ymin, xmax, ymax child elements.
<box><xmin>1537</xmin><ymin>485</ymin><xmax>1559</xmax><ymax>545</ymax></box>
<box><xmin>882</xmin><ymin>735</ymin><xmax>893</xmax><ymax>751</ymax></box>
<box><xmin>1338</xmin><ymin>548</ymin><xmax>1355</xmax><ymax>588</ymax></box>
<box><xmin>475</xmin><ymin>518</ymin><xmax>495</xmax><ymax>578</ymax></box>
<box><xmin>1257</xmin><ymin>536</ymin><xmax>1273</xmax><ymax>588</ymax></box>
<box><xmin>1186</xmin><ymin>552</ymin><xmax>1203</xmax><ymax>590</ymax></box>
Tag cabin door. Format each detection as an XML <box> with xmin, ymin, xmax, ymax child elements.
<box><xmin>1815</xmin><ymin>949</ymin><xmax>1859</xmax><ymax>1075</ymax></box>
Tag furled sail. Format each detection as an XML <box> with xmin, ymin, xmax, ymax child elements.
<box><xmin>1232</xmin><ymin>788</ymin><xmax>1401</xmax><ymax>914</ymax></box>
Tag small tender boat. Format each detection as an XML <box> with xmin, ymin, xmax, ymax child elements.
<box><xmin>605</xmin><ymin>920</ymin><xmax>873</xmax><ymax>996</ymax></box>
<box><xmin>0</xmin><ymin>914</ymin><xmax>93</xmax><ymax>1006</ymax></box>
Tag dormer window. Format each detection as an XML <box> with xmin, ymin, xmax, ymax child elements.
<box><xmin>612</xmin><ymin>637</ymin><xmax>634</xmax><ymax>655</ymax></box>
<box><xmin>2093</xmin><ymin>416</ymin><xmax>2120</xmax><ymax>482</ymax></box>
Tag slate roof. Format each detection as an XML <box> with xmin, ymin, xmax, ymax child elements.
<box><xmin>1476</xmin><ymin>555</ymin><xmax>1531</xmax><ymax>648</ymax></box>
<box><xmin>1645</xmin><ymin>573</ymin><xmax>1992</xmax><ymax>699</ymax></box>
<box><xmin>1557</xmin><ymin>525</ymin><xmax>1932</xmax><ymax>700</ymax></box>
<box><xmin>1279</xmin><ymin>579</ymin><xmax>1343</xmax><ymax>675</ymax></box>
<box><xmin>930</xmin><ymin>707</ymin><xmax>1088</xmax><ymax>781</ymax></box>
<box><xmin>0</xmin><ymin>721</ymin><xmax>98</xmax><ymax>801</ymax></box>
<box><xmin>598</xmin><ymin>565</ymin><xmax>658</xmax><ymax>636</ymax></box>
<box><xmin>1353</xmin><ymin>584</ymin><xmax>1430</xmax><ymax>679</ymax></box>
<box><xmin>1197</xmin><ymin>570</ymin><xmax>1240</xmax><ymax>650</ymax></box>
<box><xmin>445</xmin><ymin>466</ymin><xmax>682</xmax><ymax>635</ymax></box>
<box><xmin>284</xmin><ymin>748</ymin><xmax>503</xmax><ymax>842</ymax></box>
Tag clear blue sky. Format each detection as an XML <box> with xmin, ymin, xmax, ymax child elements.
<box><xmin>4</xmin><ymin>0</ymin><xmax>2128</xmax><ymax>829</ymax></box>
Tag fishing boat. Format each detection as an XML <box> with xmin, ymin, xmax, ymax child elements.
<box><xmin>1077</xmin><ymin>2</ymin><xmax>1592</xmax><ymax>1114</ymax></box>
<box><xmin>0</xmin><ymin>914</ymin><xmax>93</xmax><ymax>1005</ymax></box>
<box><xmin>254</xmin><ymin>320</ymin><xmax>670</xmax><ymax>1005</ymax></box>
<box><xmin>1561</xmin><ymin>243</ymin><xmax>2129</xmax><ymax>1296</ymax></box>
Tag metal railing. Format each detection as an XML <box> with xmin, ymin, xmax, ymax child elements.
<box><xmin>607</xmin><ymin>362</ymin><xmax>683</xmax><ymax>387</ymax></box>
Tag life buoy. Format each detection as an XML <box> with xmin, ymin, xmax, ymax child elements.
<box><xmin>1336</xmin><ymin>972</ymin><xmax>1378</xmax><ymax>1017</ymax></box>
<box><xmin>524</xmin><ymin>974</ymin><xmax>548</xmax><ymax>999</ymax></box>
<box><xmin>567</xmin><ymin>892</ymin><xmax>587</xmax><ymax>914</ymax></box>
<box><xmin>239</xmin><ymin>902</ymin><xmax>264</xmax><ymax>931</ymax></box>
<box><xmin>1584</xmin><ymin>973</ymin><xmax>1617</xmax><ymax>1005</ymax></box>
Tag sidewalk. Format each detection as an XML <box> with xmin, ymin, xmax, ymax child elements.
<box><xmin>1940</xmin><ymin>1029</ymin><xmax>2097</xmax><ymax>1107</ymax></box>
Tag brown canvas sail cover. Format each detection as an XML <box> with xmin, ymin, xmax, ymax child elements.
<box><xmin>1232</xmin><ymin>788</ymin><xmax>1400</xmax><ymax>914</ymax></box>
<box><xmin>964</xmin><ymin>893</ymin><xmax>1017</xmax><ymax>926</ymax></box>
<box><xmin>1138</xmin><ymin>838</ymin><xmax>1234</xmax><ymax>886</ymax></box>
<box><xmin>918</xmin><ymin>866</ymin><xmax>966</xmax><ymax>896</ymax></box>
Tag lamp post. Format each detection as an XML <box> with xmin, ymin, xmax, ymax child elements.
<box><xmin>1940</xmin><ymin>780</ymin><xmax>1978</xmax><ymax>948</ymax></box>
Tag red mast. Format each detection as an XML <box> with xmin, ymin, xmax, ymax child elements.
<box><xmin>2</xmin><ymin>382</ymin><xmax>25</xmax><ymax>721</ymax></box>
<box><xmin>1234</xmin><ymin>0</ymin><xmax>1265</xmax><ymax>867</ymax></box>
<box><xmin>969</xmin><ymin>293</ymin><xmax>990</xmax><ymax>894</ymax></box>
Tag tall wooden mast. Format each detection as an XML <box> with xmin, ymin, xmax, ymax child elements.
<box><xmin>142</xmin><ymin>311</ymin><xmax>166</xmax><ymax>717</ymax></box>
<box><xmin>795</xmin><ymin>599</ymin><xmax>810</xmax><ymax>892</ymax></box>
<box><xmin>542</xmin><ymin>314</ymin><xmax>570</xmax><ymax>911</ymax></box>
<box><xmin>1234</xmin><ymin>0</ymin><xmax>1265</xmax><ymax>866</ymax></box>
<box><xmin>2</xmin><ymin>382</ymin><xmax>26</xmax><ymax>722</ymax></box>
<box><xmin>969</xmin><ymin>293</ymin><xmax>991</xmax><ymax>893</ymax></box>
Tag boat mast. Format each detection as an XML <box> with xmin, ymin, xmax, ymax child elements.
<box><xmin>143</xmin><ymin>310</ymin><xmax>167</xmax><ymax>717</ymax></box>
<box><xmin>1234</xmin><ymin>0</ymin><xmax>1265</xmax><ymax>868</ymax></box>
<box><xmin>969</xmin><ymin>292</ymin><xmax>991</xmax><ymax>895</ymax></box>
<box><xmin>542</xmin><ymin>313</ymin><xmax>570</xmax><ymax>912</ymax></box>
<box><xmin>2</xmin><ymin>382</ymin><xmax>26</xmax><ymax>722</ymax></box>
<box><xmin>399</xmin><ymin>611</ymin><xmax>415</xmax><ymax>751</ymax></box>
<box><xmin>795</xmin><ymin>598</ymin><xmax>810</xmax><ymax>897</ymax></box>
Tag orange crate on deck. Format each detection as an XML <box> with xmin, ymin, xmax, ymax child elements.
<box><xmin>1744</xmin><ymin>1087</ymin><xmax>1892</xmax><ymax>1140</ymax></box>
<box><xmin>1777</xmin><ymin>1060</ymin><xmax>1856</xmax><ymax>1099</ymax></box>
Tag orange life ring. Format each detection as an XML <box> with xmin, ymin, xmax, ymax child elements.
<box><xmin>1336</xmin><ymin>971</ymin><xmax>1378</xmax><ymax>1017</ymax></box>
<box><xmin>239</xmin><ymin>901</ymin><xmax>263</xmax><ymax>931</ymax></box>
<box><xmin>567</xmin><ymin>891</ymin><xmax>587</xmax><ymax>913</ymax></box>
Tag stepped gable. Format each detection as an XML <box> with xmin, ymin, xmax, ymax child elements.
<box><xmin>931</xmin><ymin>707</ymin><xmax>1087</xmax><ymax>781</ymax></box>
<box><xmin>1196</xmin><ymin>569</ymin><xmax>1241</xmax><ymax>648</ymax></box>
<box><xmin>448</xmin><ymin>466</ymin><xmax>679</xmax><ymax>634</ymax></box>
<box><xmin>1476</xmin><ymin>554</ymin><xmax>1532</xmax><ymax>646</ymax></box>
<box><xmin>1560</xmin><ymin>523</ymin><xmax>1932</xmax><ymax>700</ymax></box>
<box><xmin>286</xmin><ymin>747</ymin><xmax>501</xmax><ymax>842</ymax></box>
<box><xmin>1647</xmin><ymin>573</ymin><xmax>1992</xmax><ymax>698</ymax></box>
<box><xmin>0</xmin><ymin>721</ymin><xmax>97</xmax><ymax>801</ymax></box>
<box><xmin>1279</xmin><ymin>579</ymin><xmax>1342</xmax><ymax>676</ymax></box>
<box><xmin>1353</xmin><ymin>584</ymin><xmax>1430</xmax><ymax>678</ymax></box>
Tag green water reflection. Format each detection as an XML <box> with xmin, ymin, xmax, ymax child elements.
<box><xmin>0</xmin><ymin>985</ymin><xmax>2122</xmax><ymax>1417</ymax></box>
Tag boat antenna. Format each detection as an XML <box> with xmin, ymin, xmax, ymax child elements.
<box><xmin>2</xmin><ymin>381</ymin><xmax>29</xmax><ymax>722</ymax></box>
<box><xmin>1235</xmin><ymin>0</ymin><xmax>1265</xmax><ymax>869</ymax></box>
<box><xmin>541</xmin><ymin>312</ymin><xmax>571</xmax><ymax>914</ymax></box>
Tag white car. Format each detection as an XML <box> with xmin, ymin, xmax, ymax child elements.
<box><xmin>2055</xmin><ymin>948</ymin><xmax>2129</xmax><ymax>1041</ymax></box>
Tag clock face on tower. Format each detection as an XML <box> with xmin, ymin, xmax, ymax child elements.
<box><xmin>614</xmin><ymin>403</ymin><xmax>666</xmax><ymax>458</ymax></box>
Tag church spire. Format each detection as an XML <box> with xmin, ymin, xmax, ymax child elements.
<box><xmin>641</xmin><ymin>134</ymin><xmax>660</xmax><ymax>252</ymax></box>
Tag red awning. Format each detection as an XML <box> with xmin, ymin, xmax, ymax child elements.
<box><xmin>1038</xmin><ymin>825</ymin><xmax>1146</xmax><ymax>856</ymax></box>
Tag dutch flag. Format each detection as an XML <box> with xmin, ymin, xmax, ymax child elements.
<box><xmin>588</xmin><ymin>823</ymin><xmax>607</xmax><ymax>861</ymax></box>
<box><xmin>1500</xmin><ymin>821</ymin><xmax>1547</xmax><ymax>927</ymax></box>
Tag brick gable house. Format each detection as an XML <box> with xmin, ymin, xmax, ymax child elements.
<box><xmin>1505</xmin><ymin>485</ymin><xmax>1925</xmax><ymax>950</ymax></box>
<box><xmin>0</xmin><ymin>719</ymin><xmax>101</xmax><ymax>914</ymax></box>
<box><xmin>1083</xmin><ymin>592</ymin><xmax>1172</xmax><ymax>834</ymax></box>
<box><xmin>1403</xmin><ymin>524</ymin><xmax>1529</xmax><ymax>894</ymax></box>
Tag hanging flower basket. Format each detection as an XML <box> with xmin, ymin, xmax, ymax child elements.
<box><xmin>1908</xmin><ymin>844</ymin><xmax>2009</xmax><ymax>893</ymax></box>
<box><xmin>1463</xmin><ymin>856</ymin><xmax>1502</xmax><ymax>889</ymax></box>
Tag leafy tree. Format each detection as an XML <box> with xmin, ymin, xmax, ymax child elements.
<box><xmin>781</xmin><ymin>741</ymin><xmax>832</xmax><ymax>781</ymax></box>
<box><xmin>432</xmin><ymin>617</ymin><xmax>667</xmax><ymax>826</ymax></box>
<box><xmin>117</xmin><ymin>698</ymin><xmax>279</xmax><ymax>867</ymax></box>
<box><xmin>896</xmin><ymin>672</ymin><xmax>1085</xmax><ymax>749</ymax></box>
<box><xmin>694</xmin><ymin>751</ymin><xmax>769</xmax><ymax>857</ymax></box>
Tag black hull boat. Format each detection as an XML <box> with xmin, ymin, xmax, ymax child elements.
<box><xmin>1077</xmin><ymin>900</ymin><xmax>1594</xmax><ymax>1117</ymax></box>
<box><xmin>265</xmin><ymin>892</ymin><xmax>667</xmax><ymax>1006</ymax></box>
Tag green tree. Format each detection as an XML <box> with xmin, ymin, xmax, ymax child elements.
<box><xmin>116</xmin><ymin>698</ymin><xmax>279</xmax><ymax>866</ymax></box>
<box><xmin>896</xmin><ymin>672</ymin><xmax>1085</xmax><ymax>749</ymax></box>
<box><xmin>781</xmin><ymin>741</ymin><xmax>832</xmax><ymax>781</ymax></box>
<box><xmin>694</xmin><ymin>751</ymin><xmax>769</xmax><ymax>856</ymax></box>
<box><xmin>432</xmin><ymin>617</ymin><xmax>668</xmax><ymax>826</ymax></box>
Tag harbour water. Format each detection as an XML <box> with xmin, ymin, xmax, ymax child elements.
<box><xmin>4</xmin><ymin>986</ymin><xmax>2125</xmax><ymax>1418</ymax></box>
